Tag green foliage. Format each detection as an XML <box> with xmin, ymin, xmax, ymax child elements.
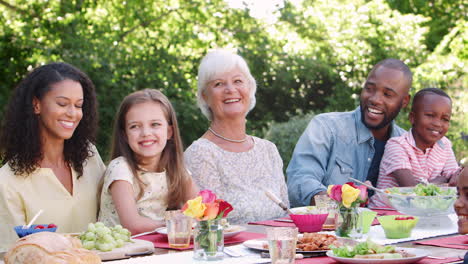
<box><xmin>386</xmin><ymin>0</ymin><xmax>467</xmax><ymax>51</ymax></box>
<box><xmin>0</xmin><ymin>0</ymin><xmax>465</xmax><ymax>163</ymax></box>
<box><xmin>264</xmin><ymin>112</ymin><xmax>316</xmax><ymax>172</ymax></box>
<box><xmin>412</xmin><ymin>20</ymin><xmax>468</xmax><ymax>161</ymax></box>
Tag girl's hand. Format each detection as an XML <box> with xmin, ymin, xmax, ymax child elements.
<box><xmin>428</xmin><ymin>175</ymin><xmax>449</xmax><ymax>185</ymax></box>
<box><xmin>448</xmin><ymin>168</ymin><xmax>464</xmax><ymax>187</ymax></box>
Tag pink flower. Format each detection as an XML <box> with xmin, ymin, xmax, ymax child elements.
<box><xmin>357</xmin><ymin>185</ymin><xmax>368</xmax><ymax>202</ymax></box>
<box><xmin>327</xmin><ymin>185</ymin><xmax>343</xmax><ymax>202</ymax></box>
<box><xmin>199</xmin><ymin>190</ymin><xmax>217</xmax><ymax>203</ymax></box>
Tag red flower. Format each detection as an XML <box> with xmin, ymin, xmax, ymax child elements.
<box><xmin>345</xmin><ymin>182</ymin><xmax>357</xmax><ymax>188</ymax></box>
<box><xmin>216</xmin><ymin>199</ymin><xmax>233</xmax><ymax>218</ymax></box>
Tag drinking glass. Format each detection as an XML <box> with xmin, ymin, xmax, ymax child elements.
<box><xmin>314</xmin><ymin>194</ymin><xmax>337</xmax><ymax>229</ymax></box>
<box><xmin>165</xmin><ymin>210</ymin><xmax>192</xmax><ymax>249</ymax></box>
<box><xmin>266</xmin><ymin>227</ymin><xmax>298</xmax><ymax>264</ymax></box>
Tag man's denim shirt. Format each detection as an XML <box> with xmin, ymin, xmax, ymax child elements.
<box><xmin>286</xmin><ymin>107</ymin><xmax>405</xmax><ymax>207</ymax></box>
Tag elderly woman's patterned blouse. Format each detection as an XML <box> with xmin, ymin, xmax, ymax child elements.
<box><xmin>184</xmin><ymin>137</ymin><xmax>289</xmax><ymax>224</ymax></box>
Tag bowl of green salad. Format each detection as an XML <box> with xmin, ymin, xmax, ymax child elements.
<box><xmin>378</xmin><ymin>183</ymin><xmax>456</xmax><ymax>217</ymax></box>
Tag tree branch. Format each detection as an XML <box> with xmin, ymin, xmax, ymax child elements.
<box><xmin>0</xmin><ymin>0</ymin><xmax>27</xmax><ymax>15</ymax></box>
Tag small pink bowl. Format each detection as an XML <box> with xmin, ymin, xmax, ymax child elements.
<box><xmin>289</xmin><ymin>213</ymin><xmax>328</xmax><ymax>233</ymax></box>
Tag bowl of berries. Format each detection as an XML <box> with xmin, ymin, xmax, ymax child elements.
<box><xmin>14</xmin><ymin>224</ymin><xmax>58</xmax><ymax>238</ymax></box>
<box><xmin>377</xmin><ymin>215</ymin><xmax>419</xmax><ymax>239</ymax></box>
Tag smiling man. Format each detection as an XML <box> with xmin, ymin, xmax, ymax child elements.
<box><xmin>287</xmin><ymin>59</ymin><xmax>411</xmax><ymax>207</ymax></box>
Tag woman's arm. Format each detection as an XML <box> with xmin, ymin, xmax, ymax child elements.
<box><xmin>110</xmin><ymin>180</ymin><xmax>164</xmax><ymax>235</ymax></box>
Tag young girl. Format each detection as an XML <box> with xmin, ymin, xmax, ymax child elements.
<box><xmin>98</xmin><ymin>89</ymin><xmax>198</xmax><ymax>234</ymax></box>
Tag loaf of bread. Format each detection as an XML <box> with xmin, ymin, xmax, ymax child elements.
<box><xmin>4</xmin><ymin>232</ymin><xmax>101</xmax><ymax>264</ymax></box>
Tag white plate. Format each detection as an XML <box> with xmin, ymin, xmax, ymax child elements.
<box><xmin>326</xmin><ymin>247</ymin><xmax>430</xmax><ymax>264</ymax></box>
<box><xmin>242</xmin><ymin>238</ymin><xmax>328</xmax><ymax>254</ymax></box>
<box><xmin>155</xmin><ymin>225</ymin><xmax>247</xmax><ymax>239</ymax></box>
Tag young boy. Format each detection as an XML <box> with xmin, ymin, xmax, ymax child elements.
<box><xmin>370</xmin><ymin>88</ymin><xmax>461</xmax><ymax>207</ymax></box>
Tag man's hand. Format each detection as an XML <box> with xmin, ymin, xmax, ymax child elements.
<box><xmin>310</xmin><ymin>191</ymin><xmax>328</xmax><ymax>205</ymax></box>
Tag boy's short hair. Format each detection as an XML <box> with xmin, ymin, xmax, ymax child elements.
<box><xmin>411</xmin><ymin>88</ymin><xmax>451</xmax><ymax>112</ymax></box>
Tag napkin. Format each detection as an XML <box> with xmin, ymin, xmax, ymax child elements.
<box><xmin>370</xmin><ymin>208</ymin><xmax>404</xmax><ymax>225</ymax></box>
<box><xmin>370</xmin><ymin>208</ymin><xmax>404</xmax><ymax>216</ymax></box>
<box><xmin>137</xmin><ymin>231</ymin><xmax>266</xmax><ymax>250</ymax></box>
<box><xmin>295</xmin><ymin>256</ymin><xmax>461</xmax><ymax>264</ymax></box>
<box><xmin>414</xmin><ymin>235</ymin><xmax>468</xmax><ymax>250</ymax></box>
<box><xmin>248</xmin><ymin>218</ymin><xmax>296</xmax><ymax>228</ymax></box>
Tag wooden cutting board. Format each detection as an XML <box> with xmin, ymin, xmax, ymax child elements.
<box><xmin>93</xmin><ymin>239</ymin><xmax>154</xmax><ymax>261</ymax></box>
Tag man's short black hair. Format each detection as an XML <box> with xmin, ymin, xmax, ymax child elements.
<box><xmin>371</xmin><ymin>58</ymin><xmax>413</xmax><ymax>85</ymax></box>
<box><xmin>411</xmin><ymin>87</ymin><xmax>451</xmax><ymax>112</ymax></box>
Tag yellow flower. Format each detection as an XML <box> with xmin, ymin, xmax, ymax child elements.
<box><xmin>183</xmin><ymin>196</ymin><xmax>206</xmax><ymax>219</ymax></box>
<box><xmin>341</xmin><ymin>184</ymin><xmax>361</xmax><ymax>208</ymax></box>
<box><xmin>327</xmin><ymin>185</ymin><xmax>334</xmax><ymax>195</ymax></box>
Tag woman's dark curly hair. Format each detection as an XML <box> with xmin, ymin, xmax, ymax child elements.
<box><xmin>0</xmin><ymin>62</ymin><xmax>98</xmax><ymax>177</ymax></box>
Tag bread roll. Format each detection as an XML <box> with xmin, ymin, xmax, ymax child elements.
<box><xmin>4</xmin><ymin>232</ymin><xmax>101</xmax><ymax>264</ymax></box>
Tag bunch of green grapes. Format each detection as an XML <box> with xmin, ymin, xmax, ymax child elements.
<box><xmin>79</xmin><ymin>222</ymin><xmax>131</xmax><ymax>251</ymax></box>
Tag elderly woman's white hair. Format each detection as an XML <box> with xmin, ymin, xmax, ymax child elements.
<box><xmin>197</xmin><ymin>49</ymin><xmax>257</xmax><ymax>121</ymax></box>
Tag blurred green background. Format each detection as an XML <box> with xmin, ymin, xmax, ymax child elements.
<box><xmin>0</xmin><ymin>0</ymin><xmax>466</xmax><ymax>167</ymax></box>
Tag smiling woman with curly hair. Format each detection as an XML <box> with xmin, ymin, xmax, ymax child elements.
<box><xmin>0</xmin><ymin>62</ymin><xmax>106</xmax><ymax>251</ymax></box>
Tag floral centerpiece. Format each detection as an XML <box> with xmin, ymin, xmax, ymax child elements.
<box><xmin>327</xmin><ymin>182</ymin><xmax>368</xmax><ymax>238</ymax></box>
<box><xmin>182</xmin><ymin>190</ymin><xmax>233</xmax><ymax>260</ymax></box>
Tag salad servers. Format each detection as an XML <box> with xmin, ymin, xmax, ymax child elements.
<box><xmin>264</xmin><ymin>190</ymin><xmax>293</xmax><ymax>215</ymax></box>
<box><xmin>348</xmin><ymin>177</ymin><xmax>386</xmax><ymax>195</ymax></box>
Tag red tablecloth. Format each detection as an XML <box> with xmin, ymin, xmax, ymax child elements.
<box><xmin>137</xmin><ymin>231</ymin><xmax>266</xmax><ymax>250</ymax></box>
<box><xmin>414</xmin><ymin>234</ymin><xmax>468</xmax><ymax>250</ymax></box>
<box><xmin>249</xmin><ymin>208</ymin><xmax>404</xmax><ymax>228</ymax></box>
<box><xmin>248</xmin><ymin>217</ymin><xmax>296</xmax><ymax>227</ymax></box>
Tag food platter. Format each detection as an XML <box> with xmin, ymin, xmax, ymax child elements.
<box><xmin>326</xmin><ymin>247</ymin><xmax>430</xmax><ymax>264</ymax></box>
<box><xmin>155</xmin><ymin>225</ymin><xmax>246</xmax><ymax>239</ymax></box>
<box><xmin>92</xmin><ymin>239</ymin><xmax>154</xmax><ymax>261</ymax></box>
<box><xmin>242</xmin><ymin>238</ymin><xmax>328</xmax><ymax>254</ymax></box>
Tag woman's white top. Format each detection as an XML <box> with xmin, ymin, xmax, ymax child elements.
<box><xmin>185</xmin><ymin>137</ymin><xmax>289</xmax><ymax>224</ymax></box>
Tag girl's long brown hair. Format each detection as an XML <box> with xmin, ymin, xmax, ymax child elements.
<box><xmin>110</xmin><ymin>89</ymin><xmax>191</xmax><ymax>209</ymax></box>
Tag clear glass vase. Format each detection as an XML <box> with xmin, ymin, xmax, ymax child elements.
<box><xmin>335</xmin><ymin>206</ymin><xmax>363</xmax><ymax>239</ymax></box>
<box><xmin>193</xmin><ymin>219</ymin><xmax>224</xmax><ymax>261</ymax></box>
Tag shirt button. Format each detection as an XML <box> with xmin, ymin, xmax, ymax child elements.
<box><xmin>368</xmin><ymin>158</ymin><xmax>371</xmax><ymax>162</ymax></box>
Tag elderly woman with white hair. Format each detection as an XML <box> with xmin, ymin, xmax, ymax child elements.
<box><xmin>184</xmin><ymin>49</ymin><xmax>289</xmax><ymax>224</ymax></box>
